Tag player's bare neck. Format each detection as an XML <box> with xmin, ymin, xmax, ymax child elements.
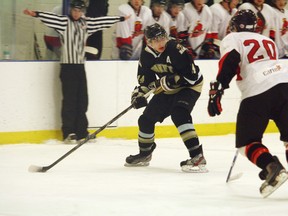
<box><xmin>252</xmin><ymin>3</ymin><xmax>263</xmax><ymax>11</ymax></box>
<box><xmin>129</xmin><ymin>2</ymin><xmax>141</xmax><ymax>16</ymax></box>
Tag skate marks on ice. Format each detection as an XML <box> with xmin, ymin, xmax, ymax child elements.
<box><xmin>0</xmin><ymin>134</ymin><xmax>288</xmax><ymax>216</ymax></box>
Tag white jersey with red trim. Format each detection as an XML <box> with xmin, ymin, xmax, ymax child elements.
<box><xmin>209</xmin><ymin>3</ymin><xmax>237</xmax><ymax>40</ymax></box>
<box><xmin>147</xmin><ymin>11</ymin><xmax>170</xmax><ymax>35</ymax></box>
<box><xmin>182</xmin><ymin>2</ymin><xmax>212</xmax><ymax>55</ymax></box>
<box><xmin>272</xmin><ymin>7</ymin><xmax>288</xmax><ymax>58</ymax></box>
<box><xmin>238</xmin><ymin>3</ymin><xmax>280</xmax><ymax>54</ymax></box>
<box><xmin>219</xmin><ymin>32</ymin><xmax>288</xmax><ymax>100</ymax></box>
<box><xmin>163</xmin><ymin>10</ymin><xmax>187</xmax><ymax>40</ymax></box>
<box><xmin>112</xmin><ymin>4</ymin><xmax>152</xmax><ymax>60</ymax></box>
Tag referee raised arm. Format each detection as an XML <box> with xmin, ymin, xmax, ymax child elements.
<box><xmin>24</xmin><ymin>0</ymin><xmax>130</xmax><ymax>144</ymax></box>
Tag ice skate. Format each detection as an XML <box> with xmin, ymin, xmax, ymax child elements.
<box><xmin>77</xmin><ymin>134</ymin><xmax>97</xmax><ymax>144</ymax></box>
<box><xmin>125</xmin><ymin>143</ymin><xmax>156</xmax><ymax>167</ymax></box>
<box><xmin>260</xmin><ymin>156</ymin><xmax>288</xmax><ymax>198</ymax></box>
<box><xmin>63</xmin><ymin>133</ymin><xmax>77</xmax><ymax>144</ymax></box>
<box><xmin>180</xmin><ymin>154</ymin><xmax>208</xmax><ymax>173</ymax></box>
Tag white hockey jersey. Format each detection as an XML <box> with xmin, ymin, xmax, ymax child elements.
<box><xmin>272</xmin><ymin>7</ymin><xmax>288</xmax><ymax>58</ymax></box>
<box><xmin>182</xmin><ymin>2</ymin><xmax>212</xmax><ymax>56</ymax></box>
<box><xmin>163</xmin><ymin>10</ymin><xmax>187</xmax><ymax>40</ymax></box>
<box><xmin>112</xmin><ymin>4</ymin><xmax>152</xmax><ymax>60</ymax></box>
<box><xmin>147</xmin><ymin>11</ymin><xmax>170</xmax><ymax>35</ymax></box>
<box><xmin>209</xmin><ymin>3</ymin><xmax>237</xmax><ymax>40</ymax></box>
<box><xmin>219</xmin><ymin>32</ymin><xmax>288</xmax><ymax>100</ymax></box>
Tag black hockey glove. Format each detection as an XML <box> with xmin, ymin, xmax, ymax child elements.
<box><xmin>207</xmin><ymin>81</ymin><xmax>223</xmax><ymax>117</ymax></box>
<box><xmin>119</xmin><ymin>43</ymin><xmax>133</xmax><ymax>60</ymax></box>
<box><xmin>131</xmin><ymin>86</ymin><xmax>148</xmax><ymax>109</ymax></box>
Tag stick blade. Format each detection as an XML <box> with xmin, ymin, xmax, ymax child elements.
<box><xmin>227</xmin><ymin>172</ymin><xmax>243</xmax><ymax>183</ymax></box>
<box><xmin>28</xmin><ymin>165</ymin><xmax>46</xmax><ymax>173</ymax></box>
<box><xmin>84</xmin><ymin>46</ymin><xmax>98</xmax><ymax>55</ymax></box>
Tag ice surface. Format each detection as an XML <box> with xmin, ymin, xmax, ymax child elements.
<box><xmin>0</xmin><ymin>134</ymin><xmax>287</xmax><ymax>216</ymax></box>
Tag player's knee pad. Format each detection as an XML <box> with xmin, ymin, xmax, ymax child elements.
<box><xmin>138</xmin><ymin>115</ymin><xmax>155</xmax><ymax>133</ymax></box>
<box><xmin>171</xmin><ymin>106</ymin><xmax>191</xmax><ymax>127</ymax></box>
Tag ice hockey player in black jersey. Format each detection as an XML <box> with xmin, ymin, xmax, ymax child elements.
<box><xmin>125</xmin><ymin>23</ymin><xmax>207</xmax><ymax>173</ymax></box>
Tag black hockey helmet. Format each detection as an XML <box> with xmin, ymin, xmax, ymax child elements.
<box><xmin>150</xmin><ymin>0</ymin><xmax>167</xmax><ymax>7</ymax></box>
<box><xmin>230</xmin><ymin>9</ymin><xmax>257</xmax><ymax>32</ymax></box>
<box><xmin>168</xmin><ymin>0</ymin><xmax>185</xmax><ymax>8</ymax></box>
<box><xmin>70</xmin><ymin>0</ymin><xmax>86</xmax><ymax>9</ymax></box>
<box><xmin>144</xmin><ymin>23</ymin><xmax>168</xmax><ymax>43</ymax></box>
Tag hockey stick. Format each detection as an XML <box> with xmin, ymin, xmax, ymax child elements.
<box><xmin>226</xmin><ymin>149</ymin><xmax>243</xmax><ymax>183</ymax></box>
<box><xmin>34</xmin><ymin>33</ymin><xmax>42</xmax><ymax>60</ymax></box>
<box><xmin>28</xmin><ymin>89</ymin><xmax>155</xmax><ymax>173</ymax></box>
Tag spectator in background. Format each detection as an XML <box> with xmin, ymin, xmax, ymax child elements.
<box><xmin>85</xmin><ymin>0</ymin><xmax>109</xmax><ymax>60</ymax></box>
<box><xmin>112</xmin><ymin>0</ymin><xmax>152</xmax><ymax>60</ymax></box>
<box><xmin>268</xmin><ymin>0</ymin><xmax>288</xmax><ymax>58</ymax></box>
<box><xmin>44</xmin><ymin>5</ymin><xmax>62</xmax><ymax>60</ymax></box>
<box><xmin>182</xmin><ymin>0</ymin><xmax>213</xmax><ymax>59</ymax></box>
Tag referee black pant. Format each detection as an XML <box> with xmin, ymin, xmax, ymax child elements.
<box><xmin>60</xmin><ymin>64</ymin><xmax>89</xmax><ymax>140</ymax></box>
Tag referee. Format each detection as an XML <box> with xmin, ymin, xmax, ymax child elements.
<box><xmin>24</xmin><ymin>0</ymin><xmax>129</xmax><ymax>143</ymax></box>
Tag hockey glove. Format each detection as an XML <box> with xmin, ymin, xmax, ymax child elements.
<box><xmin>119</xmin><ymin>43</ymin><xmax>133</xmax><ymax>60</ymax></box>
<box><xmin>149</xmin><ymin>75</ymin><xmax>182</xmax><ymax>94</ymax></box>
<box><xmin>131</xmin><ymin>86</ymin><xmax>148</xmax><ymax>109</ymax></box>
<box><xmin>207</xmin><ymin>81</ymin><xmax>223</xmax><ymax>117</ymax></box>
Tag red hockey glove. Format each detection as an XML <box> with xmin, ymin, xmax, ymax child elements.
<box><xmin>208</xmin><ymin>81</ymin><xmax>223</xmax><ymax>117</ymax></box>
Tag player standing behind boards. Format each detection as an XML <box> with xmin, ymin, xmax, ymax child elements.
<box><xmin>207</xmin><ymin>9</ymin><xmax>288</xmax><ymax>198</ymax></box>
<box><xmin>268</xmin><ymin>0</ymin><xmax>288</xmax><ymax>58</ymax></box>
<box><xmin>23</xmin><ymin>0</ymin><xmax>129</xmax><ymax>144</ymax></box>
<box><xmin>164</xmin><ymin>0</ymin><xmax>194</xmax><ymax>56</ymax></box>
<box><xmin>125</xmin><ymin>23</ymin><xmax>207</xmax><ymax>173</ymax></box>
<box><xmin>148</xmin><ymin>0</ymin><xmax>170</xmax><ymax>34</ymax></box>
<box><xmin>209</xmin><ymin>0</ymin><xmax>239</xmax><ymax>40</ymax></box>
<box><xmin>200</xmin><ymin>0</ymin><xmax>238</xmax><ymax>59</ymax></box>
<box><xmin>112</xmin><ymin>0</ymin><xmax>152</xmax><ymax>60</ymax></box>
<box><xmin>182</xmin><ymin>0</ymin><xmax>213</xmax><ymax>59</ymax></box>
<box><xmin>238</xmin><ymin>0</ymin><xmax>281</xmax><ymax>56</ymax></box>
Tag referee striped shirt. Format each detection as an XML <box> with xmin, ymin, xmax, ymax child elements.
<box><xmin>35</xmin><ymin>11</ymin><xmax>124</xmax><ymax>63</ymax></box>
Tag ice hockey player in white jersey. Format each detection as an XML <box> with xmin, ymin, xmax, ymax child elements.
<box><xmin>269</xmin><ymin>0</ymin><xmax>288</xmax><ymax>58</ymax></box>
<box><xmin>238</xmin><ymin>0</ymin><xmax>281</xmax><ymax>56</ymax></box>
<box><xmin>147</xmin><ymin>0</ymin><xmax>170</xmax><ymax>34</ymax></box>
<box><xmin>112</xmin><ymin>0</ymin><xmax>152</xmax><ymax>60</ymax></box>
<box><xmin>182</xmin><ymin>0</ymin><xmax>213</xmax><ymax>59</ymax></box>
<box><xmin>164</xmin><ymin>0</ymin><xmax>196</xmax><ymax>57</ymax></box>
<box><xmin>209</xmin><ymin>0</ymin><xmax>239</xmax><ymax>40</ymax></box>
<box><xmin>164</xmin><ymin>0</ymin><xmax>186</xmax><ymax>40</ymax></box>
<box><xmin>207</xmin><ymin>9</ymin><xmax>288</xmax><ymax>198</ymax></box>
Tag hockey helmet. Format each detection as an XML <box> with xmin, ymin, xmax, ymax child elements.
<box><xmin>230</xmin><ymin>9</ymin><xmax>257</xmax><ymax>32</ymax></box>
<box><xmin>70</xmin><ymin>0</ymin><xmax>86</xmax><ymax>9</ymax></box>
<box><xmin>144</xmin><ymin>23</ymin><xmax>168</xmax><ymax>43</ymax></box>
<box><xmin>150</xmin><ymin>0</ymin><xmax>167</xmax><ymax>7</ymax></box>
<box><xmin>168</xmin><ymin>0</ymin><xmax>185</xmax><ymax>8</ymax></box>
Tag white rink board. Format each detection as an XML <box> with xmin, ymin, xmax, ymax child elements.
<box><xmin>1</xmin><ymin>59</ymin><xmax>287</xmax><ymax>132</ymax></box>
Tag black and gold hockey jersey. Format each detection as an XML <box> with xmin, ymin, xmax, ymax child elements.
<box><xmin>137</xmin><ymin>40</ymin><xmax>203</xmax><ymax>94</ymax></box>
